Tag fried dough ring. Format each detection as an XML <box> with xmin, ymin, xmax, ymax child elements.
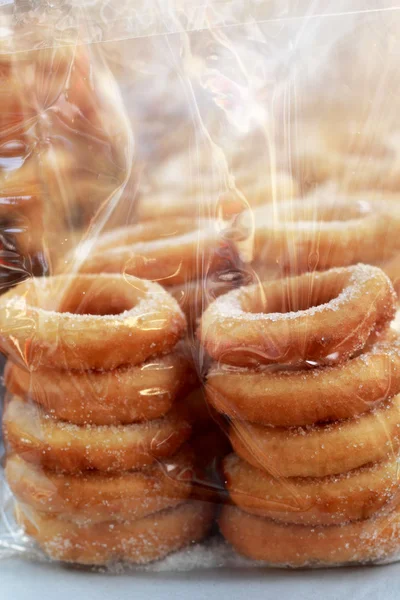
<box><xmin>64</xmin><ymin>218</ymin><xmax>237</xmax><ymax>287</ymax></box>
<box><xmin>16</xmin><ymin>501</ymin><xmax>214</xmax><ymax>566</ymax></box>
<box><xmin>0</xmin><ymin>274</ymin><xmax>186</xmax><ymax>370</ymax></box>
<box><xmin>135</xmin><ymin>171</ymin><xmax>298</xmax><ymax>221</ymax></box>
<box><xmin>4</xmin><ymin>352</ymin><xmax>193</xmax><ymax>426</ymax></box>
<box><xmin>219</xmin><ymin>505</ymin><xmax>400</xmax><ymax>567</ymax></box>
<box><xmin>223</xmin><ymin>454</ymin><xmax>400</xmax><ymax>526</ymax></box>
<box><xmin>4</xmin><ymin>396</ymin><xmax>191</xmax><ymax>473</ymax></box>
<box><xmin>199</xmin><ymin>265</ymin><xmax>396</xmax><ymax>367</ymax></box>
<box><xmin>207</xmin><ymin>335</ymin><xmax>400</xmax><ymax>426</ymax></box>
<box><xmin>6</xmin><ymin>450</ymin><xmax>194</xmax><ymax>524</ymax></box>
<box><xmin>230</xmin><ymin>394</ymin><xmax>400</xmax><ymax>478</ymax></box>
<box><xmin>293</xmin><ymin>122</ymin><xmax>400</xmax><ymax>192</ymax></box>
<box><xmin>235</xmin><ymin>194</ymin><xmax>400</xmax><ymax>271</ymax></box>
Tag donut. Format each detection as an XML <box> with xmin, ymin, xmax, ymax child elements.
<box><xmin>62</xmin><ymin>218</ymin><xmax>237</xmax><ymax>287</ymax></box>
<box><xmin>0</xmin><ymin>274</ymin><xmax>186</xmax><ymax>370</ymax></box>
<box><xmin>6</xmin><ymin>449</ymin><xmax>194</xmax><ymax>524</ymax></box>
<box><xmin>235</xmin><ymin>193</ymin><xmax>400</xmax><ymax>272</ymax></box>
<box><xmin>4</xmin><ymin>396</ymin><xmax>191</xmax><ymax>473</ymax></box>
<box><xmin>219</xmin><ymin>504</ymin><xmax>400</xmax><ymax>567</ymax></box>
<box><xmin>223</xmin><ymin>453</ymin><xmax>400</xmax><ymax>526</ymax></box>
<box><xmin>5</xmin><ymin>351</ymin><xmax>194</xmax><ymax>426</ymax></box>
<box><xmin>136</xmin><ymin>171</ymin><xmax>298</xmax><ymax>222</ymax></box>
<box><xmin>292</xmin><ymin>120</ymin><xmax>400</xmax><ymax>192</ymax></box>
<box><xmin>199</xmin><ymin>264</ymin><xmax>396</xmax><ymax>367</ymax></box>
<box><xmin>16</xmin><ymin>501</ymin><xmax>214</xmax><ymax>566</ymax></box>
<box><xmin>206</xmin><ymin>334</ymin><xmax>400</xmax><ymax>426</ymax></box>
<box><xmin>230</xmin><ymin>393</ymin><xmax>400</xmax><ymax>478</ymax></box>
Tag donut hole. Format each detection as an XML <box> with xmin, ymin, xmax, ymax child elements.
<box><xmin>59</xmin><ymin>289</ymin><xmax>132</xmax><ymax>316</ymax></box>
<box><xmin>26</xmin><ymin>275</ymin><xmax>145</xmax><ymax>316</ymax></box>
<box><xmin>240</xmin><ymin>274</ymin><xmax>346</xmax><ymax>315</ymax></box>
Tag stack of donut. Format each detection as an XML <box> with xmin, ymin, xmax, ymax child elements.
<box><xmin>199</xmin><ymin>263</ymin><xmax>400</xmax><ymax>566</ymax></box>
<box><xmin>61</xmin><ymin>217</ymin><xmax>241</xmax><ymax>328</ymax></box>
<box><xmin>0</xmin><ymin>273</ymin><xmax>213</xmax><ymax>565</ymax></box>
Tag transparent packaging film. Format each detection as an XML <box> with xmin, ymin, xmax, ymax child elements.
<box><xmin>2</xmin><ymin>0</ymin><xmax>400</xmax><ymax>571</ymax></box>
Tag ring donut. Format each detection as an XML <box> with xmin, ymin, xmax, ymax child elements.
<box><xmin>0</xmin><ymin>274</ymin><xmax>186</xmax><ymax>370</ymax></box>
<box><xmin>199</xmin><ymin>265</ymin><xmax>396</xmax><ymax>367</ymax></box>
<box><xmin>62</xmin><ymin>218</ymin><xmax>237</xmax><ymax>287</ymax></box>
<box><xmin>206</xmin><ymin>334</ymin><xmax>400</xmax><ymax>426</ymax></box>
<box><xmin>223</xmin><ymin>453</ymin><xmax>400</xmax><ymax>526</ymax></box>
<box><xmin>6</xmin><ymin>449</ymin><xmax>194</xmax><ymax>524</ymax></box>
<box><xmin>292</xmin><ymin>120</ymin><xmax>400</xmax><ymax>192</ymax></box>
<box><xmin>5</xmin><ymin>351</ymin><xmax>194</xmax><ymax>426</ymax></box>
<box><xmin>235</xmin><ymin>192</ymin><xmax>400</xmax><ymax>272</ymax></box>
<box><xmin>16</xmin><ymin>501</ymin><xmax>214</xmax><ymax>566</ymax></box>
<box><xmin>4</xmin><ymin>396</ymin><xmax>191</xmax><ymax>473</ymax></box>
<box><xmin>219</xmin><ymin>504</ymin><xmax>400</xmax><ymax>567</ymax></box>
<box><xmin>230</xmin><ymin>394</ymin><xmax>400</xmax><ymax>478</ymax></box>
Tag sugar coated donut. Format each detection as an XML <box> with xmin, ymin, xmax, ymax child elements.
<box><xmin>0</xmin><ymin>274</ymin><xmax>186</xmax><ymax>370</ymax></box>
<box><xmin>199</xmin><ymin>265</ymin><xmax>396</xmax><ymax>367</ymax></box>
<box><xmin>5</xmin><ymin>351</ymin><xmax>194</xmax><ymax>426</ymax></box>
<box><xmin>219</xmin><ymin>504</ymin><xmax>400</xmax><ymax>567</ymax></box>
<box><xmin>4</xmin><ymin>396</ymin><xmax>191</xmax><ymax>473</ymax></box>
<box><xmin>230</xmin><ymin>394</ymin><xmax>400</xmax><ymax>478</ymax></box>
<box><xmin>6</xmin><ymin>449</ymin><xmax>194</xmax><ymax>524</ymax></box>
<box><xmin>235</xmin><ymin>193</ymin><xmax>400</xmax><ymax>272</ymax></box>
<box><xmin>63</xmin><ymin>218</ymin><xmax>237</xmax><ymax>286</ymax></box>
<box><xmin>223</xmin><ymin>453</ymin><xmax>400</xmax><ymax>526</ymax></box>
<box><xmin>207</xmin><ymin>334</ymin><xmax>400</xmax><ymax>426</ymax></box>
<box><xmin>16</xmin><ymin>501</ymin><xmax>214</xmax><ymax>566</ymax></box>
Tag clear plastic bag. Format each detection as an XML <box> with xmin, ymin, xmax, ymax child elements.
<box><xmin>1</xmin><ymin>0</ymin><xmax>400</xmax><ymax>571</ymax></box>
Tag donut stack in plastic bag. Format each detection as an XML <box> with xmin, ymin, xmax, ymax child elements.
<box><xmin>0</xmin><ymin>273</ymin><xmax>213</xmax><ymax>565</ymax></box>
<box><xmin>199</xmin><ymin>263</ymin><xmax>400</xmax><ymax>566</ymax></box>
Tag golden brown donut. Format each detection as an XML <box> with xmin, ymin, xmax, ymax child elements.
<box><xmin>0</xmin><ymin>274</ymin><xmax>186</xmax><ymax>370</ymax></box>
<box><xmin>219</xmin><ymin>504</ymin><xmax>400</xmax><ymax>567</ymax></box>
<box><xmin>199</xmin><ymin>265</ymin><xmax>396</xmax><ymax>367</ymax></box>
<box><xmin>16</xmin><ymin>501</ymin><xmax>214</xmax><ymax>565</ymax></box>
<box><xmin>5</xmin><ymin>351</ymin><xmax>194</xmax><ymax>426</ymax></box>
<box><xmin>230</xmin><ymin>394</ymin><xmax>400</xmax><ymax>478</ymax></box>
<box><xmin>4</xmin><ymin>396</ymin><xmax>191</xmax><ymax>473</ymax></box>
<box><xmin>63</xmin><ymin>218</ymin><xmax>238</xmax><ymax>287</ymax></box>
<box><xmin>6</xmin><ymin>449</ymin><xmax>194</xmax><ymax>524</ymax></box>
<box><xmin>206</xmin><ymin>334</ymin><xmax>400</xmax><ymax>426</ymax></box>
<box><xmin>235</xmin><ymin>193</ymin><xmax>400</xmax><ymax>272</ymax></box>
<box><xmin>292</xmin><ymin>120</ymin><xmax>400</xmax><ymax>192</ymax></box>
<box><xmin>223</xmin><ymin>453</ymin><xmax>400</xmax><ymax>526</ymax></box>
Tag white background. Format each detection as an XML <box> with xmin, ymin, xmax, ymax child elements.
<box><xmin>1</xmin><ymin>557</ymin><xmax>399</xmax><ymax>600</ymax></box>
